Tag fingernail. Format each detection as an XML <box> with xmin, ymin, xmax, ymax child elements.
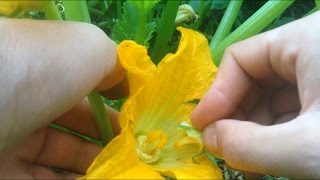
<box><xmin>190</xmin><ymin>106</ymin><xmax>201</xmax><ymax>128</ymax></box>
<box><xmin>203</xmin><ymin>124</ymin><xmax>218</xmax><ymax>154</ymax></box>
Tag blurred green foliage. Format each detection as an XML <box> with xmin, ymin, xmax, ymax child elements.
<box><xmin>87</xmin><ymin>0</ymin><xmax>315</xmax><ymax>41</ymax></box>
<box><xmin>84</xmin><ymin>0</ymin><xmax>315</xmax><ymax>112</ymax></box>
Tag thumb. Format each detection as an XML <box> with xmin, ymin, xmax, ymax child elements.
<box><xmin>203</xmin><ymin>114</ymin><xmax>320</xmax><ymax>178</ymax></box>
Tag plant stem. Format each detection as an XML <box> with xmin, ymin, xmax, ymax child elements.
<box><xmin>135</xmin><ymin>11</ymin><xmax>147</xmax><ymax>45</ymax></box>
<box><xmin>210</xmin><ymin>0</ymin><xmax>243</xmax><ymax>50</ymax></box>
<box><xmin>63</xmin><ymin>0</ymin><xmax>113</xmax><ymax>146</ymax></box>
<box><xmin>43</xmin><ymin>1</ymin><xmax>62</xmax><ymax>20</ymax></box>
<box><xmin>88</xmin><ymin>92</ymin><xmax>114</xmax><ymax>145</ymax></box>
<box><xmin>212</xmin><ymin>0</ymin><xmax>294</xmax><ymax>65</ymax></box>
<box><xmin>63</xmin><ymin>0</ymin><xmax>91</xmax><ymax>22</ymax></box>
<box><xmin>150</xmin><ymin>0</ymin><xmax>180</xmax><ymax>64</ymax></box>
<box><xmin>50</xmin><ymin>124</ymin><xmax>103</xmax><ymax>146</ymax></box>
<box><xmin>316</xmin><ymin>0</ymin><xmax>320</xmax><ymax>10</ymax></box>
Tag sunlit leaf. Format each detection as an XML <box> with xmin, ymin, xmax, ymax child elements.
<box><xmin>111</xmin><ymin>1</ymin><xmax>157</xmax><ymax>47</ymax></box>
<box><xmin>129</xmin><ymin>0</ymin><xmax>160</xmax><ymax>12</ymax></box>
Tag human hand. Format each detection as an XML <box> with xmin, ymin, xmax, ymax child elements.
<box><xmin>0</xmin><ymin>18</ymin><xmax>125</xmax><ymax>178</ymax></box>
<box><xmin>191</xmin><ymin>11</ymin><xmax>320</xmax><ymax>178</ymax></box>
<box><xmin>0</xmin><ymin>99</ymin><xmax>120</xmax><ymax>179</ymax></box>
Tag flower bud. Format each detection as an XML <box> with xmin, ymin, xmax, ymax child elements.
<box><xmin>175</xmin><ymin>4</ymin><xmax>199</xmax><ymax>25</ymax></box>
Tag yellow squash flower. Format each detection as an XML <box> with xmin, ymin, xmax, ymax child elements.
<box><xmin>0</xmin><ymin>0</ymin><xmax>51</xmax><ymax>16</ymax></box>
<box><xmin>81</xmin><ymin>27</ymin><xmax>222</xmax><ymax>179</ymax></box>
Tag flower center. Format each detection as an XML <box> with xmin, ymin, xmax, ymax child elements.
<box><xmin>136</xmin><ymin>130</ymin><xmax>167</xmax><ymax>164</ymax></box>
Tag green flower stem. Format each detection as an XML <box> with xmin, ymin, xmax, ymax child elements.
<box><xmin>135</xmin><ymin>11</ymin><xmax>148</xmax><ymax>45</ymax></box>
<box><xmin>42</xmin><ymin>1</ymin><xmax>62</xmax><ymax>20</ymax></box>
<box><xmin>50</xmin><ymin>124</ymin><xmax>103</xmax><ymax>146</ymax></box>
<box><xmin>316</xmin><ymin>0</ymin><xmax>320</xmax><ymax>10</ymax></box>
<box><xmin>63</xmin><ymin>0</ymin><xmax>91</xmax><ymax>22</ymax></box>
<box><xmin>210</xmin><ymin>0</ymin><xmax>243</xmax><ymax>50</ymax></box>
<box><xmin>151</xmin><ymin>0</ymin><xmax>180</xmax><ymax>64</ymax></box>
<box><xmin>212</xmin><ymin>0</ymin><xmax>294</xmax><ymax>65</ymax></box>
<box><xmin>88</xmin><ymin>91</ymin><xmax>114</xmax><ymax>145</ymax></box>
<box><xmin>63</xmin><ymin>0</ymin><xmax>113</xmax><ymax>146</ymax></box>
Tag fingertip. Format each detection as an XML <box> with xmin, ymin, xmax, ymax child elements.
<box><xmin>95</xmin><ymin>56</ymin><xmax>126</xmax><ymax>92</ymax></box>
<box><xmin>91</xmin><ymin>29</ymin><xmax>118</xmax><ymax>84</ymax></box>
<box><xmin>191</xmin><ymin>86</ymin><xmax>236</xmax><ymax>129</ymax></box>
<box><xmin>192</xmin><ymin>49</ymin><xmax>253</xmax><ymax>129</ymax></box>
<box><xmin>202</xmin><ymin>119</ymin><xmax>302</xmax><ymax>176</ymax></box>
<box><xmin>203</xmin><ymin>123</ymin><xmax>219</xmax><ymax>156</ymax></box>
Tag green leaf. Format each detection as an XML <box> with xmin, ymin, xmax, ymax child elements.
<box><xmin>111</xmin><ymin>1</ymin><xmax>156</xmax><ymax>47</ymax></box>
<box><xmin>103</xmin><ymin>97</ymin><xmax>127</xmax><ymax>111</ymax></box>
<box><xmin>144</xmin><ymin>21</ymin><xmax>157</xmax><ymax>47</ymax></box>
<box><xmin>129</xmin><ymin>0</ymin><xmax>160</xmax><ymax>12</ymax></box>
<box><xmin>189</xmin><ymin>0</ymin><xmax>210</xmax><ymax>13</ymax></box>
<box><xmin>189</xmin><ymin>0</ymin><xmax>213</xmax><ymax>30</ymax></box>
<box><xmin>112</xmin><ymin>2</ymin><xmax>137</xmax><ymax>43</ymax></box>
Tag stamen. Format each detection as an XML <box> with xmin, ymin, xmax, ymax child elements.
<box><xmin>136</xmin><ymin>130</ymin><xmax>167</xmax><ymax>164</ymax></box>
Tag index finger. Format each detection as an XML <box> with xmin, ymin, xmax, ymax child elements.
<box><xmin>191</xmin><ymin>11</ymin><xmax>317</xmax><ymax>129</ymax></box>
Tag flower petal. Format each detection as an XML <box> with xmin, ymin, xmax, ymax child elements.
<box><xmin>117</xmin><ymin>41</ymin><xmax>157</xmax><ymax>128</ymax></box>
<box><xmin>81</xmin><ymin>128</ymin><xmax>163</xmax><ymax>179</ymax></box>
<box><xmin>157</xmin><ymin>141</ymin><xmax>222</xmax><ymax>179</ymax></box>
<box><xmin>156</xmin><ymin>155</ymin><xmax>222</xmax><ymax>179</ymax></box>
<box><xmin>118</xmin><ymin>27</ymin><xmax>217</xmax><ymax>133</ymax></box>
<box><xmin>115</xmin><ymin>27</ymin><xmax>222</xmax><ymax>179</ymax></box>
<box><xmin>117</xmin><ymin>41</ymin><xmax>157</xmax><ymax>96</ymax></box>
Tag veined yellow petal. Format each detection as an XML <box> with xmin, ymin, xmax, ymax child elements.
<box><xmin>117</xmin><ymin>41</ymin><xmax>157</xmax><ymax>96</ymax></box>
<box><xmin>115</xmin><ymin>27</ymin><xmax>221</xmax><ymax>179</ymax></box>
<box><xmin>114</xmin><ymin>163</ymin><xmax>163</xmax><ymax>179</ymax></box>
<box><xmin>81</xmin><ymin>128</ymin><xmax>163</xmax><ymax>179</ymax></box>
<box><xmin>118</xmin><ymin>27</ymin><xmax>217</xmax><ymax>135</ymax></box>
<box><xmin>157</xmin><ymin>137</ymin><xmax>222</xmax><ymax>179</ymax></box>
<box><xmin>117</xmin><ymin>41</ymin><xmax>157</xmax><ymax>129</ymax></box>
<box><xmin>87</xmin><ymin>27</ymin><xmax>221</xmax><ymax>179</ymax></box>
<box><xmin>156</xmin><ymin>156</ymin><xmax>223</xmax><ymax>179</ymax></box>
